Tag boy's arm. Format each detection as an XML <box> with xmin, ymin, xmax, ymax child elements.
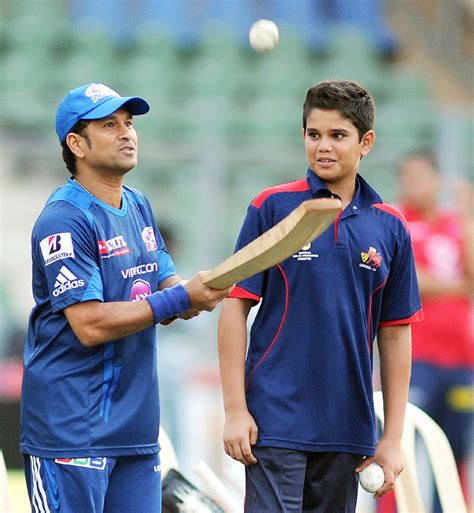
<box><xmin>217</xmin><ymin>297</ymin><xmax>258</xmax><ymax>465</ymax></box>
<box><xmin>357</xmin><ymin>324</ymin><xmax>411</xmax><ymax>498</ymax></box>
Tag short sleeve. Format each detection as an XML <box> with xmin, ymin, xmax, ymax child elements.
<box><xmin>227</xmin><ymin>204</ymin><xmax>266</xmax><ymax>301</ymax></box>
<box><xmin>379</xmin><ymin>230</ymin><xmax>423</xmax><ymax>325</ymax></box>
<box><xmin>33</xmin><ymin>202</ymin><xmax>103</xmax><ymax>313</ymax></box>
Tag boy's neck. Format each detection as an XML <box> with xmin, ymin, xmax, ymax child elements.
<box><xmin>324</xmin><ymin>179</ymin><xmax>357</xmax><ymax>211</ymax></box>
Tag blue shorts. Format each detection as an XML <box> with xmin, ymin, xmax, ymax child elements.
<box><xmin>244</xmin><ymin>448</ymin><xmax>362</xmax><ymax>513</ymax></box>
<box><xmin>409</xmin><ymin>361</ymin><xmax>473</xmax><ymax>459</ymax></box>
<box><xmin>23</xmin><ymin>453</ymin><xmax>161</xmax><ymax>513</ymax></box>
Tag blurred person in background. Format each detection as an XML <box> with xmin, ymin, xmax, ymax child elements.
<box><xmin>390</xmin><ymin>149</ymin><xmax>473</xmax><ymax>513</ymax></box>
<box><xmin>20</xmin><ymin>82</ymin><xmax>231</xmax><ymax>513</ymax></box>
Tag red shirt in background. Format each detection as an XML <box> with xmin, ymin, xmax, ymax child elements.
<box><xmin>400</xmin><ymin>206</ymin><xmax>473</xmax><ymax>368</ymax></box>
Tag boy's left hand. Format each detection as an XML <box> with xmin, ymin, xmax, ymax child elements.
<box><xmin>355</xmin><ymin>436</ymin><xmax>403</xmax><ymax>499</ymax></box>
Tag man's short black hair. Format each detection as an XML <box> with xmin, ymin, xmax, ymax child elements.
<box><xmin>303</xmin><ymin>80</ymin><xmax>375</xmax><ymax>140</ymax></box>
<box><xmin>60</xmin><ymin>119</ymin><xmax>91</xmax><ymax>176</ymax></box>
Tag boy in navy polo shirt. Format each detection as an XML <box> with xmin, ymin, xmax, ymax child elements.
<box><xmin>21</xmin><ymin>83</ymin><xmax>231</xmax><ymax>513</ymax></box>
<box><xmin>217</xmin><ymin>80</ymin><xmax>423</xmax><ymax>512</ymax></box>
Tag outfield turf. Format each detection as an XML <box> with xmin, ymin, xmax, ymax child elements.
<box><xmin>7</xmin><ymin>470</ymin><xmax>29</xmax><ymax>513</ymax></box>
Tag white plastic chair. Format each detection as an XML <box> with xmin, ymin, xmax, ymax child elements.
<box><xmin>373</xmin><ymin>391</ymin><xmax>468</xmax><ymax>513</ymax></box>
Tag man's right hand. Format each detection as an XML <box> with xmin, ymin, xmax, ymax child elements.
<box><xmin>223</xmin><ymin>408</ymin><xmax>258</xmax><ymax>465</ymax></box>
<box><xmin>185</xmin><ymin>271</ymin><xmax>234</xmax><ymax>312</ymax></box>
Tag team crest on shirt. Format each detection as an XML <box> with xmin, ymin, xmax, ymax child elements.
<box><xmin>40</xmin><ymin>232</ymin><xmax>74</xmax><ymax>266</ymax></box>
<box><xmin>359</xmin><ymin>247</ymin><xmax>382</xmax><ymax>271</ymax></box>
<box><xmin>55</xmin><ymin>457</ymin><xmax>107</xmax><ymax>470</ymax></box>
<box><xmin>142</xmin><ymin>227</ymin><xmax>157</xmax><ymax>252</ymax></box>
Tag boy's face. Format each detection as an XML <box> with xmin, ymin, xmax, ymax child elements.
<box><xmin>303</xmin><ymin>108</ymin><xmax>375</xmax><ymax>189</ymax></box>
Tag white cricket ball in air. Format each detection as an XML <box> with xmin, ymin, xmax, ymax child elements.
<box><xmin>359</xmin><ymin>463</ymin><xmax>385</xmax><ymax>493</ymax></box>
<box><xmin>249</xmin><ymin>19</ymin><xmax>279</xmax><ymax>53</ymax></box>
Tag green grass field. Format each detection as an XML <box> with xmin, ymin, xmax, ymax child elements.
<box><xmin>6</xmin><ymin>470</ymin><xmax>29</xmax><ymax>513</ymax></box>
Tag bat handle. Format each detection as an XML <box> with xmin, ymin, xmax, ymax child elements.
<box><xmin>160</xmin><ymin>316</ymin><xmax>177</xmax><ymax>325</ymax></box>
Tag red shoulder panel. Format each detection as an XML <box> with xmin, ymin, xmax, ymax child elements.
<box><xmin>373</xmin><ymin>203</ymin><xmax>409</xmax><ymax>230</ymax></box>
<box><xmin>251</xmin><ymin>179</ymin><xmax>309</xmax><ymax>208</ymax></box>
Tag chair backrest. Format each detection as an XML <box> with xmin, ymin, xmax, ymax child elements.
<box><xmin>373</xmin><ymin>391</ymin><xmax>467</xmax><ymax>513</ymax></box>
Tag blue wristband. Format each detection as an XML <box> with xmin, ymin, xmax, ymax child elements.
<box><xmin>145</xmin><ymin>284</ymin><xmax>191</xmax><ymax>324</ymax></box>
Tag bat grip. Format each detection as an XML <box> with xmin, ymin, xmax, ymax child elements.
<box><xmin>160</xmin><ymin>316</ymin><xmax>176</xmax><ymax>325</ymax></box>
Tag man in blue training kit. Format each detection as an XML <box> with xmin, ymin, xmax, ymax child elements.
<box><xmin>218</xmin><ymin>80</ymin><xmax>423</xmax><ymax>513</ymax></box>
<box><xmin>21</xmin><ymin>83</ymin><xmax>232</xmax><ymax>513</ymax></box>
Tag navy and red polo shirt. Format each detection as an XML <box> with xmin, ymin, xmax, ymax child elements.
<box><xmin>228</xmin><ymin>168</ymin><xmax>423</xmax><ymax>456</ymax></box>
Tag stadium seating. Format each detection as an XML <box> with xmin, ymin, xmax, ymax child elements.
<box><xmin>0</xmin><ymin>4</ymin><xmax>438</xmax><ymax>166</ymax></box>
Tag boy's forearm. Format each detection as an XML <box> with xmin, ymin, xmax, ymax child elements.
<box><xmin>217</xmin><ymin>298</ymin><xmax>252</xmax><ymax>412</ymax></box>
<box><xmin>377</xmin><ymin>324</ymin><xmax>412</xmax><ymax>441</ymax></box>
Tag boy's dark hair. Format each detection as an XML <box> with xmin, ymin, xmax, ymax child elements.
<box><xmin>303</xmin><ymin>80</ymin><xmax>375</xmax><ymax>140</ymax></box>
<box><xmin>60</xmin><ymin>119</ymin><xmax>91</xmax><ymax>176</ymax></box>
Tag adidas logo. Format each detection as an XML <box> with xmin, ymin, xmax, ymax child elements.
<box><xmin>53</xmin><ymin>266</ymin><xmax>85</xmax><ymax>297</ymax></box>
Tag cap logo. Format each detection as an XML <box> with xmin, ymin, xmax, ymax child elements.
<box><xmin>85</xmin><ymin>84</ymin><xmax>120</xmax><ymax>103</ymax></box>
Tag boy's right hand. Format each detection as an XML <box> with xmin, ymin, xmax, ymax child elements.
<box><xmin>185</xmin><ymin>271</ymin><xmax>234</xmax><ymax>311</ymax></box>
<box><xmin>223</xmin><ymin>409</ymin><xmax>258</xmax><ymax>465</ymax></box>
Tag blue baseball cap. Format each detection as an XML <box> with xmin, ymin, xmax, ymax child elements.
<box><xmin>55</xmin><ymin>83</ymin><xmax>150</xmax><ymax>142</ymax></box>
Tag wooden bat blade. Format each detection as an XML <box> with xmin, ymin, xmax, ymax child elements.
<box><xmin>203</xmin><ymin>197</ymin><xmax>341</xmax><ymax>289</ymax></box>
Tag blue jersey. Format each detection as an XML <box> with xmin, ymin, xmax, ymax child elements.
<box><xmin>21</xmin><ymin>178</ymin><xmax>176</xmax><ymax>458</ymax></box>
<box><xmin>229</xmin><ymin>169</ymin><xmax>423</xmax><ymax>456</ymax></box>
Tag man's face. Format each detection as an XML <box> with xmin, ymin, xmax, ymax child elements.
<box><xmin>398</xmin><ymin>158</ymin><xmax>439</xmax><ymax>209</ymax></box>
<box><xmin>79</xmin><ymin>107</ymin><xmax>138</xmax><ymax>175</ymax></box>
<box><xmin>303</xmin><ymin>108</ymin><xmax>374</xmax><ymax>188</ymax></box>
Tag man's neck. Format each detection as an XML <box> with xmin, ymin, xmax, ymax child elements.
<box><xmin>74</xmin><ymin>171</ymin><xmax>123</xmax><ymax>209</ymax></box>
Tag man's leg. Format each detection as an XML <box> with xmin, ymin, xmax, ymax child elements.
<box><xmin>105</xmin><ymin>453</ymin><xmax>161</xmax><ymax>513</ymax></box>
<box><xmin>23</xmin><ymin>455</ymin><xmax>112</xmax><ymax>512</ymax></box>
<box><xmin>303</xmin><ymin>452</ymin><xmax>361</xmax><ymax>513</ymax></box>
<box><xmin>245</xmin><ymin>447</ymin><xmax>307</xmax><ymax>513</ymax></box>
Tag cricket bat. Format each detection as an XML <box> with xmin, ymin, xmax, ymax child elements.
<box><xmin>161</xmin><ymin>197</ymin><xmax>341</xmax><ymax>325</ymax></box>
<box><xmin>203</xmin><ymin>197</ymin><xmax>342</xmax><ymax>289</ymax></box>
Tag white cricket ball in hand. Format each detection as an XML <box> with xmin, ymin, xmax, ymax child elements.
<box><xmin>249</xmin><ymin>19</ymin><xmax>279</xmax><ymax>53</ymax></box>
<box><xmin>359</xmin><ymin>463</ymin><xmax>385</xmax><ymax>493</ymax></box>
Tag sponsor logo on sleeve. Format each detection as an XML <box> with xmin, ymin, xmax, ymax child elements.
<box><xmin>40</xmin><ymin>232</ymin><xmax>74</xmax><ymax>266</ymax></box>
<box><xmin>52</xmin><ymin>266</ymin><xmax>85</xmax><ymax>296</ymax></box>
<box><xmin>55</xmin><ymin>457</ymin><xmax>107</xmax><ymax>470</ymax></box>
<box><xmin>360</xmin><ymin>247</ymin><xmax>382</xmax><ymax>271</ymax></box>
<box><xmin>142</xmin><ymin>227</ymin><xmax>158</xmax><ymax>252</ymax></box>
<box><xmin>98</xmin><ymin>235</ymin><xmax>130</xmax><ymax>259</ymax></box>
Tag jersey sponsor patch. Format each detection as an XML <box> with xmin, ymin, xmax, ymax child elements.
<box><xmin>130</xmin><ymin>278</ymin><xmax>151</xmax><ymax>301</ymax></box>
<box><xmin>142</xmin><ymin>226</ymin><xmax>157</xmax><ymax>252</ymax></box>
<box><xmin>54</xmin><ymin>457</ymin><xmax>107</xmax><ymax>470</ymax></box>
<box><xmin>52</xmin><ymin>266</ymin><xmax>85</xmax><ymax>296</ymax></box>
<box><xmin>40</xmin><ymin>232</ymin><xmax>74</xmax><ymax>266</ymax></box>
<box><xmin>98</xmin><ymin>235</ymin><xmax>130</xmax><ymax>259</ymax></box>
<box><xmin>121</xmin><ymin>262</ymin><xmax>158</xmax><ymax>279</ymax></box>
